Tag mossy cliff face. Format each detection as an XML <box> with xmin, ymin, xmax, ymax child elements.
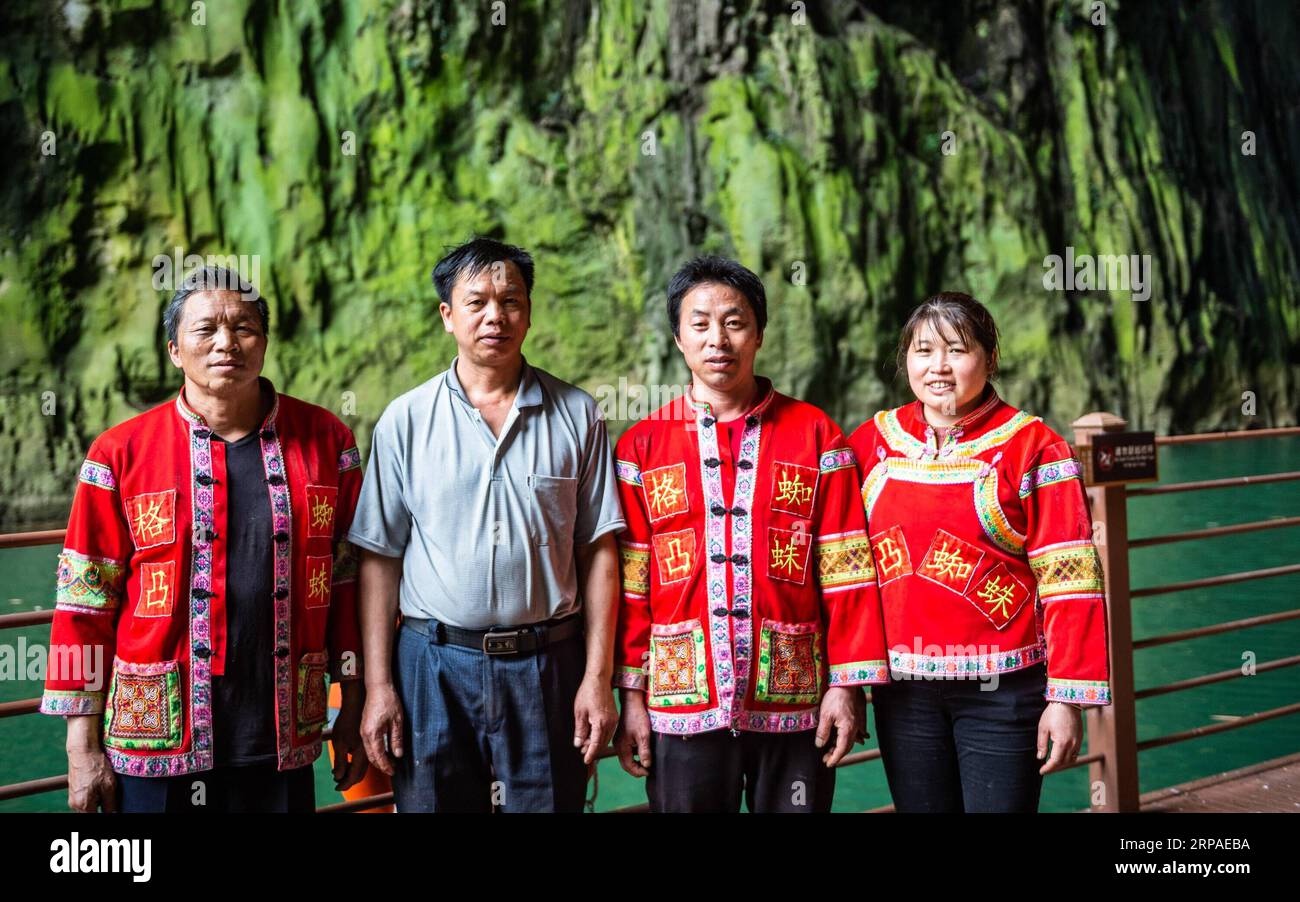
<box><xmin>0</xmin><ymin>0</ymin><xmax>1296</xmax><ymax>526</ymax></box>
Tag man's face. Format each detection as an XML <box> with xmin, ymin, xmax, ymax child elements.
<box><xmin>439</xmin><ymin>261</ymin><xmax>531</xmax><ymax>366</ymax></box>
<box><xmin>167</xmin><ymin>290</ymin><xmax>266</xmax><ymax>396</ymax></box>
<box><xmin>673</xmin><ymin>281</ymin><xmax>763</xmax><ymax>394</ymax></box>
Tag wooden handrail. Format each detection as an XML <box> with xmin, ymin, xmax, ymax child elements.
<box><xmin>1129</xmin><ymin>516</ymin><xmax>1300</xmax><ymax>548</ymax></box>
<box><xmin>1134</xmin><ymin>608</ymin><xmax>1300</xmax><ymax>650</ymax></box>
<box><xmin>1127</xmin><ymin>471</ymin><xmax>1300</xmax><ymax>497</ymax></box>
<box><xmin>0</xmin><ymin>610</ymin><xmax>53</xmax><ymax>630</ymax></box>
<box><xmin>0</xmin><ymin>529</ymin><xmax>64</xmax><ymax>550</ymax></box>
<box><xmin>1137</xmin><ymin>702</ymin><xmax>1300</xmax><ymax>752</ymax></box>
<box><xmin>1131</xmin><ymin>563</ymin><xmax>1300</xmax><ymax>598</ymax></box>
<box><xmin>1135</xmin><ymin>655</ymin><xmax>1300</xmax><ymax>700</ymax></box>
<box><xmin>1154</xmin><ymin>426</ymin><xmax>1300</xmax><ymax>445</ymax></box>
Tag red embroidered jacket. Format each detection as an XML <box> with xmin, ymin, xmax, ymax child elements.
<box><xmin>613</xmin><ymin>382</ymin><xmax>889</xmax><ymax>735</ymax></box>
<box><xmin>847</xmin><ymin>390</ymin><xmax>1111</xmax><ymax>704</ymax></box>
<box><xmin>41</xmin><ymin>381</ymin><xmax>364</xmax><ymax>775</ymax></box>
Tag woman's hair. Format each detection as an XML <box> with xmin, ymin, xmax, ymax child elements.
<box><xmin>896</xmin><ymin>291</ymin><xmax>1001</xmax><ymax>380</ymax></box>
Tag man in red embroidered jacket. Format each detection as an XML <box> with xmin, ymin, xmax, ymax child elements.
<box><xmin>611</xmin><ymin>257</ymin><xmax>889</xmax><ymax>813</ymax></box>
<box><xmin>41</xmin><ymin>266</ymin><xmax>367</xmax><ymax>812</ymax></box>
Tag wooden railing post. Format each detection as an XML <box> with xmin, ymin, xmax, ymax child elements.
<box><xmin>1072</xmin><ymin>412</ymin><xmax>1140</xmax><ymax>812</ymax></box>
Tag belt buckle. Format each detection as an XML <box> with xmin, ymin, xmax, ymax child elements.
<box><xmin>483</xmin><ymin>629</ymin><xmax>522</xmax><ymax>655</ymax></box>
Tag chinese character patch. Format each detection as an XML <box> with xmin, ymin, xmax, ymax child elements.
<box><xmin>642</xmin><ymin>463</ymin><xmax>690</xmax><ymax>523</ymax></box>
<box><xmin>917</xmin><ymin>528</ymin><xmax>985</xmax><ymax>595</ymax></box>
<box><xmin>870</xmin><ymin>525</ymin><xmax>913</xmax><ymax>585</ymax></box>
<box><xmin>770</xmin><ymin>461</ymin><xmax>818</xmax><ymax>519</ymax></box>
<box><xmin>125</xmin><ymin>490</ymin><xmax>176</xmax><ymax>550</ymax></box>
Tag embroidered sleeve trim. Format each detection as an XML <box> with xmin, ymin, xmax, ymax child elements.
<box><xmin>78</xmin><ymin>459</ymin><xmax>117</xmax><ymax>491</ymax></box>
<box><xmin>56</xmin><ymin>550</ymin><xmax>126</xmax><ymax>613</ymax></box>
<box><xmin>1029</xmin><ymin>540</ymin><xmax>1105</xmax><ymax>598</ymax></box>
<box><xmin>818</xmin><ymin>447</ymin><xmax>857</xmax><ymax>473</ymax></box>
<box><xmin>613</xmin><ymin>665</ymin><xmax>647</xmax><ymax>690</ymax></box>
<box><xmin>1018</xmin><ymin>457</ymin><xmax>1083</xmax><ymax>498</ymax></box>
<box><xmin>615</xmin><ymin>459</ymin><xmax>642</xmax><ymax>485</ymax></box>
<box><xmin>815</xmin><ymin>531</ymin><xmax>876</xmax><ymax>590</ymax></box>
<box><xmin>828</xmin><ymin>661</ymin><xmax>890</xmax><ymax>685</ymax></box>
<box><xmin>1046</xmin><ymin>678</ymin><xmax>1111</xmax><ymax>705</ymax></box>
<box><xmin>338</xmin><ymin>446</ymin><xmax>362</xmax><ymax>473</ymax></box>
<box><xmin>619</xmin><ymin>542</ymin><xmax>651</xmax><ymax>597</ymax></box>
<box><xmin>40</xmin><ymin>688</ymin><xmax>106</xmax><ymax>715</ymax></box>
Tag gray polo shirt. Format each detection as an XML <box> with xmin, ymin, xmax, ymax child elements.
<box><xmin>347</xmin><ymin>357</ymin><xmax>626</xmax><ymax>629</ymax></box>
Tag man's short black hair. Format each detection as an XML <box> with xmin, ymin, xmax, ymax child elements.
<box><xmin>431</xmin><ymin>237</ymin><xmax>535</xmax><ymax>305</ymax></box>
<box><xmin>666</xmin><ymin>255</ymin><xmax>767</xmax><ymax>338</ymax></box>
<box><xmin>163</xmin><ymin>265</ymin><xmax>267</xmax><ymax>345</ymax></box>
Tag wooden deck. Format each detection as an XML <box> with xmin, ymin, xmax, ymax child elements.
<box><xmin>1140</xmin><ymin>752</ymin><xmax>1300</xmax><ymax>812</ymax></box>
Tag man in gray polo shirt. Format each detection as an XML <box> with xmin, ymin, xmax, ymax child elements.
<box><xmin>350</xmin><ymin>238</ymin><xmax>625</xmax><ymax>812</ymax></box>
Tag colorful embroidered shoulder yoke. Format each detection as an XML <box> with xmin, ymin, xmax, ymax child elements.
<box><xmin>613</xmin><ymin>381</ymin><xmax>889</xmax><ymax>735</ymax></box>
<box><xmin>41</xmin><ymin>380</ymin><xmax>364</xmax><ymax>775</ymax></box>
<box><xmin>847</xmin><ymin>390</ymin><xmax>1111</xmax><ymax>705</ymax></box>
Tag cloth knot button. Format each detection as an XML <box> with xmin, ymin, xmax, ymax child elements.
<box><xmin>274</xmin><ymin>646</ymin><xmax>290</xmax><ymax>659</ymax></box>
<box><xmin>195</xmin><ymin>473</ymin><xmax>213</xmax><ymax>486</ymax></box>
<box><xmin>273</xmin><ymin>532</ymin><xmax>289</xmax><ymax>543</ymax></box>
<box><xmin>193</xmin><ymin>645</ymin><xmax>212</xmax><ymax>659</ymax></box>
<box><xmin>260</xmin><ymin>429</ymin><xmax>276</xmax><ymax>441</ymax></box>
<box><xmin>267</xmin><ymin>473</ymin><xmax>286</xmax><ymax>486</ymax></box>
<box><xmin>704</xmin><ymin>457</ymin><xmax>721</xmax><ymax>468</ymax></box>
<box><xmin>274</xmin><ymin>588</ymin><xmax>288</xmax><ymax>600</ymax></box>
<box><xmin>737</xmin><ymin>460</ymin><xmax>753</xmax><ymax>470</ymax></box>
<box><xmin>701</xmin><ymin>416</ymin><xmax>716</xmax><ymax>428</ymax></box>
<box><xmin>745</xmin><ymin>415</ymin><xmax>759</xmax><ymax>428</ymax></box>
<box><xmin>712</xmin><ymin>504</ymin><xmax>727</xmax><ymax>516</ymax></box>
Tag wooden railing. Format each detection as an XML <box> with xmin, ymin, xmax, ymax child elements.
<box><xmin>1071</xmin><ymin>413</ymin><xmax>1300</xmax><ymax>812</ymax></box>
<box><xmin>2</xmin><ymin>418</ymin><xmax>1297</xmax><ymax>812</ymax></box>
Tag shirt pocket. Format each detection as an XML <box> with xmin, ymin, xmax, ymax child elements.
<box><xmin>103</xmin><ymin>657</ymin><xmax>184</xmax><ymax>751</ymax></box>
<box><xmin>526</xmin><ymin>474</ymin><xmax>578</xmax><ymax>547</ymax></box>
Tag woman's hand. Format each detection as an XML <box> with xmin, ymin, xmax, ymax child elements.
<box><xmin>1037</xmin><ymin>701</ymin><xmax>1082</xmax><ymax>775</ymax></box>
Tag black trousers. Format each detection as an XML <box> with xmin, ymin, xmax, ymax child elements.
<box><xmin>872</xmin><ymin>664</ymin><xmax>1048</xmax><ymax>813</ymax></box>
<box><xmin>646</xmin><ymin>729</ymin><xmax>836</xmax><ymax>813</ymax></box>
<box><xmin>115</xmin><ymin>761</ymin><xmax>316</xmax><ymax>813</ymax></box>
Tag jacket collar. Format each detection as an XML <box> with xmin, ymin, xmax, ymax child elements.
<box><xmin>175</xmin><ymin>376</ymin><xmax>280</xmax><ymax>432</ymax></box>
<box><xmin>686</xmin><ymin>376</ymin><xmax>777</xmax><ymax>422</ymax></box>
<box><xmin>901</xmin><ymin>385</ymin><xmax>1006</xmax><ymax>456</ymax></box>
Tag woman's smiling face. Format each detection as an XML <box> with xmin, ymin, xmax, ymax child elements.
<box><xmin>906</xmin><ymin>317</ymin><xmax>992</xmax><ymax>423</ymax></box>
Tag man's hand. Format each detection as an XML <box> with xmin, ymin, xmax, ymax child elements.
<box><xmin>852</xmin><ymin>686</ymin><xmax>870</xmax><ymax>744</ymax></box>
<box><xmin>613</xmin><ymin>689</ymin><xmax>652</xmax><ymax>777</ymax></box>
<box><xmin>815</xmin><ymin>686</ymin><xmax>857</xmax><ymax>767</ymax></box>
<box><xmin>66</xmin><ymin>716</ymin><xmax>115</xmax><ymax>812</ymax></box>
<box><xmin>330</xmin><ymin>681</ymin><xmax>370</xmax><ymax>791</ymax></box>
<box><xmin>1037</xmin><ymin>702</ymin><xmax>1082</xmax><ymax>775</ymax></box>
<box><xmin>360</xmin><ymin>681</ymin><xmax>405</xmax><ymax>776</ymax></box>
<box><xmin>573</xmin><ymin>672</ymin><xmax>618</xmax><ymax>766</ymax></box>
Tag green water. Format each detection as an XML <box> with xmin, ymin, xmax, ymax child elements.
<box><xmin>2</xmin><ymin>439</ymin><xmax>1297</xmax><ymax>812</ymax></box>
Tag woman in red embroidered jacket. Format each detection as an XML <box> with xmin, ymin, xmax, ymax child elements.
<box><xmin>41</xmin><ymin>267</ymin><xmax>367</xmax><ymax>812</ymax></box>
<box><xmin>847</xmin><ymin>292</ymin><xmax>1110</xmax><ymax>813</ymax></box>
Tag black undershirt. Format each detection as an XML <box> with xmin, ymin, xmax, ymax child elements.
<box><xmin>211</xmin><ymin>429</ymin><xmax>277</xmax><ymax>766</ymax></box>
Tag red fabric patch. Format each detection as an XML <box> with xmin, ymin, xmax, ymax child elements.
<box><xmin>305</xmin><ymin>484</ymin><xmax>338</xmax><ymax>539</ymax></box>
<box><xmin>917</xmin><ymin>528</ymin><xmax>986</xmax><ymax>595</ymax></box>
<box><xmin>767</xmin><ymin>526</ymin><xmax>812</xmax><ymax>585</ymax></box>
<box><xmin>642</xmin><ymin>463</ymin><xmax>690</xmax><ymax>523</ymax></box>
<box><xmin>870</xmin><ymin>525</ymin><xmax>913</xmax><ymax>585</ymax></box>
<box><xmin>965</xmin><ymin>563</ymin><xmax>1031</xmax><ymax>629</ymax></box>
<box><xmin>652</xmin><ymin>528</ymin><xmax>696</xmax><ymax>585</ymax></box>
<box><xmin>125</xmin><ymin>490</ymin><xmax>176</xmax><ymax>549</ymax></box>
<box><xmin>769</xmin><ymin>461</ymin><xmax>818</xmax><ymax>519</ymax></box>
<box><xmin>134</xmin><ymin>561</ymin><xmax>177</xmax><ymax>618</ymax></box>
<box><xmin>304</xmin><ymin>555</ymin><xmax>333</xmax><ymax>609</ymax></box>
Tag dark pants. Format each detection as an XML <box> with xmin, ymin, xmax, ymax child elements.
<box><xmin>391</xmin><ymin>620</ymin><xmax>589</xmax><ymax>813</ymax></box>
<box><xmin>115</xmin><ymin>762</ymin><xmax>316</xmax><ymax>813</ymax></box>
<box><xmin>872</xmin><ymin>663</ymin><xmax>1047</xmax><ymax>813</ymax></box>
<box><xmin>646</xmin><ymin>729</ymin><xmax>836</xmax><ymax>813</ymax></box>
